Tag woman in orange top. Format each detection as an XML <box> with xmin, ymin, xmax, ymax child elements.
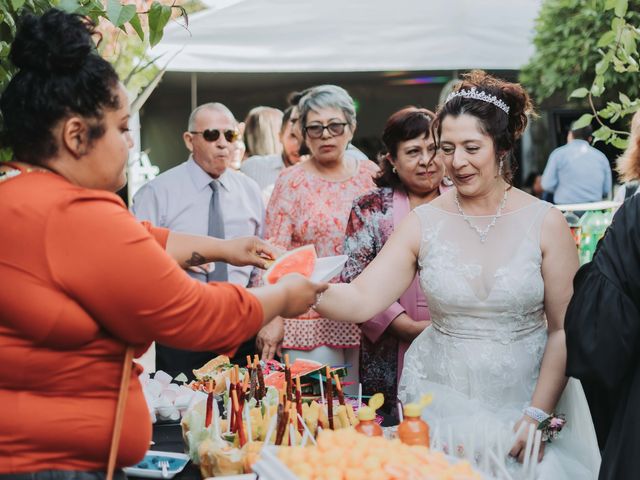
<box><xmin>0</xmin><ymin>9</ymin><xmax>327</xmax><ymax>478</ymax></box>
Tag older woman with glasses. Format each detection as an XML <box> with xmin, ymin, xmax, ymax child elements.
<box><xmin>256</xmin><ymin>85</ymin><xmax>377</xmax><ymax>389</ymax></box>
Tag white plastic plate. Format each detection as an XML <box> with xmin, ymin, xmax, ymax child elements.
<box><xmin>310</xmin><ymin>255</ymin><xmax>348</xmax><ymax>283</ymax></box>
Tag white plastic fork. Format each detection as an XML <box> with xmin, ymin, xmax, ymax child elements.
<box><xmin>158</xmin><ymin>460</ymin><xmax>169</xmax><ymax>479</ymax></box>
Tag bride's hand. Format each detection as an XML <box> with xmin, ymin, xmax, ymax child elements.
<box><xmin>510</xmin><ymin>416</ymin><xmax>545</xmax><ymax>463</ymax></box>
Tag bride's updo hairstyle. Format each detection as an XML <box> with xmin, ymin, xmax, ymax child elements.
<box><xmin>433</xmin><ymin>70</ymin><xmax>534</xmax><ymax>185</ymax></box>
<box><xmin>0</xmin><ymin>9</ymin><xmax>120</xmax><ymax>165</ymax></box>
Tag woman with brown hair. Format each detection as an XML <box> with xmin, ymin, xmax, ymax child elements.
<box><xmin>315</xmin><ymin>71</ymin><xmax>599</xmax><ymax>477</ymax></box>
<box><xmin>340</xmin><ymin>107</ymin><xmax>447</xmax><ymax>415</ymax></box>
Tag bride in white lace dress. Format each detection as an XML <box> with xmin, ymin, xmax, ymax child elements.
<box><xmin>315</xmin><ymin>71</ymin><xmax>599</xmax><ymax>478</ymax></box>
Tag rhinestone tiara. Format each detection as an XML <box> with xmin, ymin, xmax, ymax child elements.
<box><xmin>445</xmin><ymin>87</ymin><xmax>510</xmax><ymax>114</ymax></box>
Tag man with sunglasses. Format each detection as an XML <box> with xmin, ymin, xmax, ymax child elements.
<box><xmin>132</xmin><ymin>102</ymin><xmax>265</xmax><ymax>376</ymax></box>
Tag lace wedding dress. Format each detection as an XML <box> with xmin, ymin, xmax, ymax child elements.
<box><xmin>398</xmin><ymin>201</ymin><xmax>600</xmax><ymax>479</ymax></box>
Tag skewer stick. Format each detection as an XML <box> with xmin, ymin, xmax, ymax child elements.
<box><xmin>275</xmin><ymin>401</ymin><xmax>290</xmax><ymax>446</ymax></box>
<box><xmin>244</xmin><ymin>402</ymin><xmax>253</xmax><ymax>442</ymax></box>
<box><xmin>213</xmin><ymin>397</ymin><xmax>221</xmax><ymax>437</ymax></box>
<box><xmin>226</xmin><ymin>396</ymin><xmax>232</xmax><ymax>434</ymax></box>
<box><xmin>231</xmin><ymin>389</ymin><xmax>246</xmax><ymax>447</ymax></box>
<box><xmin>284</xmin><ymin>354</ymin><xmax>292</xmax><ymax>402</ymax></box>
<box><xmin>397</xmin><ymin>401</ymin><xmax>404</xmax><ymax>423</ymax></box>
<box><xmin>357</xmin><ymin>383</ymin><xmax>362</xmax><ymax>412</ymax></box>
<box><xmin>295</xmin><ymin>376</ymin><xmax>304</xmax><ymax>434</ymax></box>
<box><xmin>325</xmin><ymin>366</ymin><xmax>334</xmax><ymax>429</ymax></box>
<box><xmin>255</xmin><ymin>354</ymin><xmax>266</xmax><ymax>401</ymax></box>
<box><xmin>289</xmin><ymin>423</ymin><xmax>296</xmax><ymax>446</ymax></box>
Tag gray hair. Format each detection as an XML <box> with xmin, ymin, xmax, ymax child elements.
<box><xmin>187</xmin><ymin>102</ymin><xmax>237</xmax><ymax>131</ymax></box>
<box><xmin>298</xmin><ymin>85</ymin><xmax>357</xmax><ymax>131</ymax></box>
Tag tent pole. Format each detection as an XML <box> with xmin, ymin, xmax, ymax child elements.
<box><xmin>191</xmin><ymin>72</ymin><xmax>198</xmax><ymax>110</ymax></box>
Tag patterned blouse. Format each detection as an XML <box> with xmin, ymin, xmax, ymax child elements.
<box><xmin>266</xmin><ymin>159</ymin><xmax>378</xmax><ymax>350</ymax></box>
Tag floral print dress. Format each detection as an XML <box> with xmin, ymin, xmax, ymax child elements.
<box><xmin>266</xmin><ymin>159</ymin><xmax>378</xmax><ymax>350</ymax></box>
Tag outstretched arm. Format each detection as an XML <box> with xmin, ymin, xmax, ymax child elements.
<box><xmin>165</xmin><ymin>232</ymin><xmax>276</xmax><ymax>270</ymax></box>
<box><xmin>315</xmin><ymin>212</ymin><xmax>421</xmax><ymax>323</ymax></box>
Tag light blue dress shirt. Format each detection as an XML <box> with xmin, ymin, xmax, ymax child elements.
<box><xmin>132</xmin><ymin>157</ymin><xmax>265</xmax><ymax>286</ymax></box>
<box><xmin>541</xmin><ymin>139</ymin><xmax>611</xmax><ymax>204</ymax></box>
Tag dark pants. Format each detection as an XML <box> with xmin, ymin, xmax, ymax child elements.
<box><xmin>155</xmin><ymin>337</ymin><xmax>257</xmax><ymax>380</ymax></box>
<box><xmin>0</xmin><ymin>471</ymin><xmax>127</xmax><ymax>480</ymax></box>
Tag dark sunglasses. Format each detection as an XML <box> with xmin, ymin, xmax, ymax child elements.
<box><xmin>190</xmin><ymin>129</ymin><xmax>240</xmax><ymax>142</ymax></box>
<box><xmin>304</xmin><ymin>122</ymin><xmax>348</xmax><ymax>139</ymax></box>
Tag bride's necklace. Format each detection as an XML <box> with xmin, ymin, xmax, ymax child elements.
<box><xmin>454</xmin><ymin>188</ymin><xmax>508</xmax><ymax>243</ymax></box>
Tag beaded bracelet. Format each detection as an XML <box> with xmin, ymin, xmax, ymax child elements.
<box><xmin>523</xmin><ymin>406</ymin><xmax>550</xmax><ymax>423</ymax></box>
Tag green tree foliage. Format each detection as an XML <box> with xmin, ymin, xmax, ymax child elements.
<box><xmin>521</xmin><ymin>0</ymin><xmax>640</xmax><ymax>150</ymax></box>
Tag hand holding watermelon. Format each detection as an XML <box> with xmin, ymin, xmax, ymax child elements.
<box><xmin>276</xmin><ymin>273</ymin><xmax>329</xmax><ymax>318</ymax></box>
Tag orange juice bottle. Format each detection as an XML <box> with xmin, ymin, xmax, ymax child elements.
<box><xmin>354</xmin><ymin>406</ymin><xmax>383</xmax><ymax>437</ymax></box>
<box><xmin>398</xmin><ymin>403</ymin><xmax>430</xmax><ymax>446</ymax></box>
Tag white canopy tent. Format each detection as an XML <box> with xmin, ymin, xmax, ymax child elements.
<box><xmin>153</xmin><ymin>0</ymin><xmax>542</xmax><ymax>73</ymax></box>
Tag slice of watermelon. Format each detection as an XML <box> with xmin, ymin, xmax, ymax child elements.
<box><xmin>264</xmin><ymin>359</ymin><xmax>323</xmax><ymax>390</ymax></box>
<box><xmin>263</xmin><ymin>244</ymin><xmax>317</xmax><ymax>285</ymax></box>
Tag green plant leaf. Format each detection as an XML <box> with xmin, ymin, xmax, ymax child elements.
<box><xmin>593</xmin><ymin>126</ymin><xmax>613</xmax><ymax>142</ymax></box>
<box><xmin>128</xmin><ymin>11</ymin><xmax>144</xmax><ymax>41</ymax></box>
<box><xmin>58</xmin><ymin>0</ymin><xmax>81</xmax><ymax>13</ymax></box>
<box><xmin>619</xmin><ymin>92</ymin><xmax>631</xmax><ymax>106</ymax></box>
<box><xmin>106</xmin><ymin>0</ymin><xmax>136</xmax><ymax>28</ymax></box>
<box><xmin>597</xmin><ymin>30</ymin><xmax>617</xmax><ymax>47</ymax></box>
<box><xmin>572</xmin><ymin>113</ymin><xmax>594</xmax><ymax>130</ymax></box>
<box><xmin>10</xmin><ymin>0</ymin><xmax>25</xmax><ymax>9</ymax></box>
<box><xmin>605</xmin><ymin>0</ymin><xmax>617</xmax><ymax>10</ymax></box>
<box><xmin>611</xmin><ymin>135</ymin><xmax>629</xmax><ymax>150</ymax></box>
<box><xmin>148</xmin><ymin>1</ymin><xmax>172</xmax><ymax>47</ymax></box>
<box><xmin>569</xmin><ymin>87</ymin><xmax>589</xmax><ymax>99</ymax></box>
<box><xmin>614</xmin><ymin>0</ymin><xmax>628</xmax><ymax>17</ymax></box>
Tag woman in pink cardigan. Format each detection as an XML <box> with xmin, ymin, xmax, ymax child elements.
<box><xmin>340</xmin><ymin>107</ymin><xmax>448</xmax><ymax>417</ymax></box>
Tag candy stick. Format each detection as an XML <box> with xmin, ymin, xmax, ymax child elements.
<box><xmin>325</xmin><ymin>367</ymin><xmax>334</xmax><ymax>429</ymax></box>
<box><xmin>522</xmin><ymin>424</ymin><xmax>536</xmax><ymax>474</ymax></box>
<box><xmin>357</xmin><ymin>383</ymin><xmax>362</xmax><ymax>412</ymax></box>
<box><xmin>255</xmin><ymin>355</ymin><xmax>266</xmax><ymax>401</ymax></box>
<box><xmin>333</xmin><ymin>374</ymin><xmax>345</xmax><ymax>406</ymax></box>
<box><xmin>295</xmin><ymin>376</ymin><xmax>304</xmax><ymax>434</ymax></box>
<box><xmin>284</xmin><ymin>354</ymin><xmax>293</xmax><ymax>402</ymax></box>
<box><xmin>231</xmin><ymin>389</ymin><xmax>246</xmax><ymax>447</ymax></box>
<box><xmin>205</xmin><ymin>380</ymin><xmax>214</xmax><ymax>428</ymax></box>
<box><xmin>397</xmin><ymin>401</ymin><xmax>404</xmax><ymax>423</ymax></box>
<box><xmin>297</xmin><ymin>413</ymin><xmax>318</xmax><ymax>446</ymax></box>
<box><xmin>275</xmin><ymin>401</ymin><xmax>290</xmax><ymax>446</ymax></box>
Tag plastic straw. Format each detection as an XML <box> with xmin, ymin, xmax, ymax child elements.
<box><xmin>357</xmin><ymin>383</ymin><xmax>362</xmax><ymax>411</ymax></box>
<box><xmin>319</xmin><ymin>375</ymin><xmax>325</xmax><ymax>405</ymax></box>
<box><xmin>397</xmin><ymin>401</ymin><xmax>404</xmax><ymax>423</ymax></box>
<box><xmin>245</xmin><ymin>403</ymin><xmax>252</xmax><ymax>442</ymax></box>
<box><xmin>213</xmin><ymin>398</ymin><xmax>220</xmax><ymax>437</ymax></box>
<box><xmin>522</xmin><ymin>424</ymin><xmax>536</xmax><ymax>473</ymax></box>
<box><xmin>289</xmin><ymin>424</ymin><xmax>296</xmax><ymax>446</ymax></box>
<box><xmin>529</xmin><ymin>430</ymin><xmax>542</xmax><ymax>480</ymax></box>
<box><xmin>488</xmin><ymin>450</ymin><xmax>515</xmax><ymax>480</ymax></box>
<box><xmin>297</xmin><ymin>413</ymin><xmax>318</xmax><ymax>446</ymax></box>
<box><xmin>263</xmin><ymin>414</ymin><xmax>278</xmax><ymax>446</ymax></box>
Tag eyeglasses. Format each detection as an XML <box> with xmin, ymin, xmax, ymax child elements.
<box><xmin>189</xmin><ymin>129</ymin><xmax>240</xmax><ymax>142</ymax></box>
<box><xmin>304</xmin><ymin>122</ymin><xmax>348</xmax><ymax>139</ymax></box>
